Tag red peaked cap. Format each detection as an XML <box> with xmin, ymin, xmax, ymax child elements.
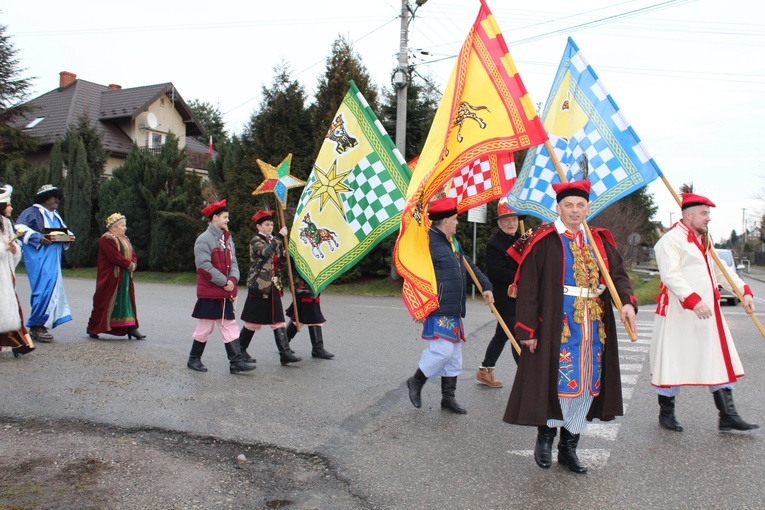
<box><xmin>497</xmin><ymin>197</ymin><xmax>526</xmax><ymax>220</ymax></box>
<box><xmin>251</xmin><ymin>209</ymin><xmax>274</xmax><ymax>225</ymax></box>
<box><xmin>200</xmin><ymin>199</ymin><xmax>227</xmax><ymax>218</ymax></box>
<box><xmin>681</xmin><ymin>192</ymin><xmax>715</xmax><ymax>210</ymax></box>
<box><xmin>552</xmin><ymin>180</ymin><xmax>591</xmax><ymax>203</ymax></box>
<box><xmin>428</xmin><ymin>197</ymin><xmax>458</xmax><ymax>221</ymax></box>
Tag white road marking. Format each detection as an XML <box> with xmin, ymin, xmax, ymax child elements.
<box><xmin>620</xmin><ymin>374</ymin><xmax>639</xmax><ymax>385</ymax></box>
<box><xmin>507</xmin><ymin>449</ymin><xmax>612</xmax><ymax>468</ymax></box>
<box><xmin>584</xmin><ymin>423</ymin><xmax>621</xmax><ymax>441</ymax></box>
<box><xmin>619</xmin><ymin>345</ymin><xmax>649</xmax><ymax>353</ymax></box>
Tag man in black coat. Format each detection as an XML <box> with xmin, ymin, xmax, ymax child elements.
<box><xmin>476</xmin><ymin>198</ymin><xmax>526</xmax><ymax>388</ymax></box>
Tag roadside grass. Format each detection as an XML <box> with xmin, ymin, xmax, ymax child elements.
<box><xmin>630</xmin><ymin>270</ymin><xmax>661</xmax><ymax>306</ymax></box>
<box><xmin>16</xmin><ymin>263</ymin><xmax>661</xmax><ymax>303</ymax></box>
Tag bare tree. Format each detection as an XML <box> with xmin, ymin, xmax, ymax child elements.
<box><xmin>589</xmin><ymin>198</ymin><xmax>650</xmax><ymax>270</ymax></box>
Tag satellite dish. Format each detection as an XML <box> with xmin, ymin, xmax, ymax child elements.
<box><xmin>146</xmin><ymin>112</ymin><xmax>158</xmax><ymax>129</ymax></box>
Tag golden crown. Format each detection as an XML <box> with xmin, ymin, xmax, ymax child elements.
<box><xmin>105</xmin><ymin>212</ymin><xmax>126</xmax><ymax>228</ymax></box>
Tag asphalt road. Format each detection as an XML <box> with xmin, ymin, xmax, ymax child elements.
<box><xmin>3</xmin><ymin>274</ymin><xmax>765</xmax><ymax>508</ymax></box>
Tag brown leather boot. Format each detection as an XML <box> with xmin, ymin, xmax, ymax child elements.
<box><xmin>476</xmin><ymin>367</ymin><xmax>503</xmax><ymax>388</ymax></box>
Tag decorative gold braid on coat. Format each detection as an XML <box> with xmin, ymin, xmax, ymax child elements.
<box><xmin>569</xmin><ymin>240</ymin><xmax>606</xmax><ymax>344</ymax></box>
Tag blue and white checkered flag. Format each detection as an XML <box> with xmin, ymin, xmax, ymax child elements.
<box><xmin>506</xmin><ymin>37</ymin><xmax>663</xmax><ymax>221</ymax></box>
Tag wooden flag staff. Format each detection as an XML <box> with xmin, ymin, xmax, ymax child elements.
<box><xmin>463</xmin><ymin>257</ymin><xmax>521</xmax><ymax>356</ymax></box>
<box><xmin>658</xmin><ymin>178</ymin><xmax>765</xmax><ymax>338</ymax></box>
<box><xmin>545</xmin><ymin>140</ymin><xmax>638</xmax><ymax>342</ymax></box>
<box><xmin>253</xmin><ymin>154</ymin><xmax>307</xmax><ymax>333</ymax></box>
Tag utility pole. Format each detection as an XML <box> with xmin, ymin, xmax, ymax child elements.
<box><xmin>393</xmin><ymin>0</ymin><xmax>428</xmax><ymax>157</ymax></box>
<box><xmin>394</xmin><ymin>0</ymin><xmax>410</xmax><ymax>155</ymax></box>
<box><xmin>391</xmin><ymin>0</ymin><xmax>427</xmax><ymax>279</ymax></box>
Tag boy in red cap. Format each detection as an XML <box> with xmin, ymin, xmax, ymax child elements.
<box><xmin>650</xmin><ymin>191</ymin><xmax>758</xmax><ymax>433</ymax></box>
<box><xmin>236</xmin><ymin>210</ymin><xmax>302</xmax><ymax>366</ymax></box>
<box><xmin>503</xmin><ymin>180</ymin><xmax>637</xmax><ymax>474</ymax></box>
<box><xmin>187</xmin><ymin>200</ymin><xmax>256</xmax><ymax>374</ymax></box>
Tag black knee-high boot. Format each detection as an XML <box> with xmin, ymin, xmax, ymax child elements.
<box><xmin>187</xmin><ymin>340</ymin><xmax>208</xmax><ymax>372</ymax></box>
<box><xmin>309</xmin><ymin>326</ymin><xmax>334</xmax><ymax>359</ymax></box>
<box><xmin>237</xmin><ymin>328</ymin><xmax>256</xmax><ymax>363</ymax></box>
<box><xmin>285</xmin><ymin>321</ymin><xmax>298</xmax><ymax>353</ymax></box>
<box><xmin>534</xmin><ymin>425</ymin><xmax>557</xmax><ymax>469</ymax></box>
<box><xmin>224</xmin><ymin>340</ymin><xmax>257</xmax><ymax>374</ymax></box>
<box><xmin>558</xmin><ymin>427</ymin><xmax>587</xmax><ymax>474</ymax></box>
<box><xmin>440</xmin><ymin>376</ymin><xmax>467</xmax><ymax>414</ymax></box>
<box><xmin>713</xmin><ymin>388</ymin><xmax>759</xmax><ymax>431</ymax></box>
<box><xmin>406</xmin><ymin>368</ymin><xmax>427</xmax><ymax>408</ymax></box>
<box><xmin>658</xmin><ymin>395</ymin><xmax>683</xmax><ymax>431</ymax></box>
<box><xmin>274</xmin><ymin>328</ymin><xmax>302</xmax><ymax>365</ymax></box>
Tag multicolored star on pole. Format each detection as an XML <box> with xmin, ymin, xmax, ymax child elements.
<box><xmin>252</xmin><ymin>154</ymin><xmax>306</xmax><ymax>210</ymax></box>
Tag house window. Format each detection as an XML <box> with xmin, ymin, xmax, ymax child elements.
<box><xmin>151</xmin><ymin>133</ymin><xmax>162</xmax><ymax>147</ymax></box>
<box><xmin>24</xmin><ymin>117</ymin><xmax>45</xmax><ymax>129</ymax></box>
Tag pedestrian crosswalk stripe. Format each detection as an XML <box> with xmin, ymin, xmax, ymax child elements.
<box><xmin>507</xmin><ymin>449</ymin><xmax>612</xmax><ymax>467</ymax></box>
<box><xmin>620</xmin><ymin>374</ymin><xmax>639</xmax><ymax>385</ymax></box>
<box><xmin>619</xmin><ymin>345</ymin><xmax>649</xmax><ymax>353</ymax></box>
<box><xmin>584</xmin><ymin>423</ymin><xmax>621</xmax><ymax>440</ymax></box>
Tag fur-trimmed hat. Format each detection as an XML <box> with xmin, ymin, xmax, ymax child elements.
<box><xmin>251</xmin><ymin>210</ymin><xmax>274</xmax><ymax>225</ymax></box>
<box><xmin>552</xmin><ymin>180</ymin><xmax>591</xmax><ymax>203</ymax></box>
<box><xmin>0</xmin><ymin>184</ymin><xmax>12</xmax><ymax>203</ymax></box>
<box><xmin>681</xmin><ymin>192</ymin><xmax>715</xmax><ymax>210</ymax></box>
<box><xmin>428</xmin><ymin>197</ymin><xmax>458</xmax><ymax>221</ymax></box>
<box><xmin>201</xmin><ymin>199</ymin><xmax>227</xmax><ymax>218</ymax></box>
<box><xmin>33</xmin><ymin>184</ymin><xmax>64</xmax><ymax>204</ymax></box>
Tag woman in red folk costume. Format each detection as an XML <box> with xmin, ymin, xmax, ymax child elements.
<box><xmin>86</xmin><ymin>213</ymin><xmax>145</xmax><ymax>340</ymax></box>
<box><xmin>236</xmin><ymin>210</ymin><xmax>302</xmax><ymax>366</ymax></box>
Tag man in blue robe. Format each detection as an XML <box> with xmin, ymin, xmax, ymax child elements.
<box><xmin>15</xmin><ymin>185</ymin><xmax>73</xmax><ymax>342</ymax></box>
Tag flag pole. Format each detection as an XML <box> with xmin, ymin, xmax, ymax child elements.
<box><xmin>277</xmin><ymin>206</ymin><xmax>301</xmax><ymax>333</ymax></box>
<box><xmin>545</xmin><ymin>140</ymin><xmax>638</xmax><ymax>341</ymax></box>
<box><xmin>657</xmin><ymin>178</ymin><xmax>765</xmax><ymax>338</ymax></box>
<box><xmin>463</xmin><ymin>256</ymin><xmax>521</xmax><ymax>355</ymax></box>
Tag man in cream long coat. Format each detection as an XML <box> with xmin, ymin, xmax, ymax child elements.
<box><xmin>650</xmin><ymin>192</ymin><xmax>758</xmax><ymax>432</ymax></box>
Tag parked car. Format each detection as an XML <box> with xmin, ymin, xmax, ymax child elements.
<box><xmin>716</xmin><ymin>249</ymin><xmax>744</xmax><ymax>305</ymax></box>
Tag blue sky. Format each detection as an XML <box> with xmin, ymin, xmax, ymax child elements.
<box><xmin>4</xmin><ymin>0</ymin><xmax>763</xmax><ymax>241</ymax></box>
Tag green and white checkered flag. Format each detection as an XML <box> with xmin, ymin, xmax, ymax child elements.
<box><xmin>288</xmin><ymin>81</ymin><xmax>412</xmax><ymax>294</ymax></box>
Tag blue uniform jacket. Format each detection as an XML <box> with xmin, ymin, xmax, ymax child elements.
<box><xmin>429</xmin><ymin>226</ymin><xmax>492</xmax><ymax>318</ymax></box>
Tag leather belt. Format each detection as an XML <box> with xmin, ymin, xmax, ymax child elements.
<box><xmin>562</xmin><ymin>285</ymin><xmax>605</xmax><ymax>298</ymax></box>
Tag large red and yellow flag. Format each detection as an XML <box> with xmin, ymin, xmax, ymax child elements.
<box><xmin>393</xmin><ymin>0</ymin><xmax>547</xmax><ymax>320</ymax></box>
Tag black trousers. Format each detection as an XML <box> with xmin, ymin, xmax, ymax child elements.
<box><xmin>482</xmin><ymin>320</ymin><xmax>519</xmax><ymax>366</ymax></box>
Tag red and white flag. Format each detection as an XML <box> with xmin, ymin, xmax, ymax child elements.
<box><xmin>207</xmin><ymin>136</ymin><xmax>213</xmax><ymax>156</ymax></box>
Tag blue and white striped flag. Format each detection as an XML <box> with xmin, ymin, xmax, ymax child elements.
<box><xmin>506</xmin><ymin>37</ymin><xmax>663</xmax><ymax>221</ymax></box>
